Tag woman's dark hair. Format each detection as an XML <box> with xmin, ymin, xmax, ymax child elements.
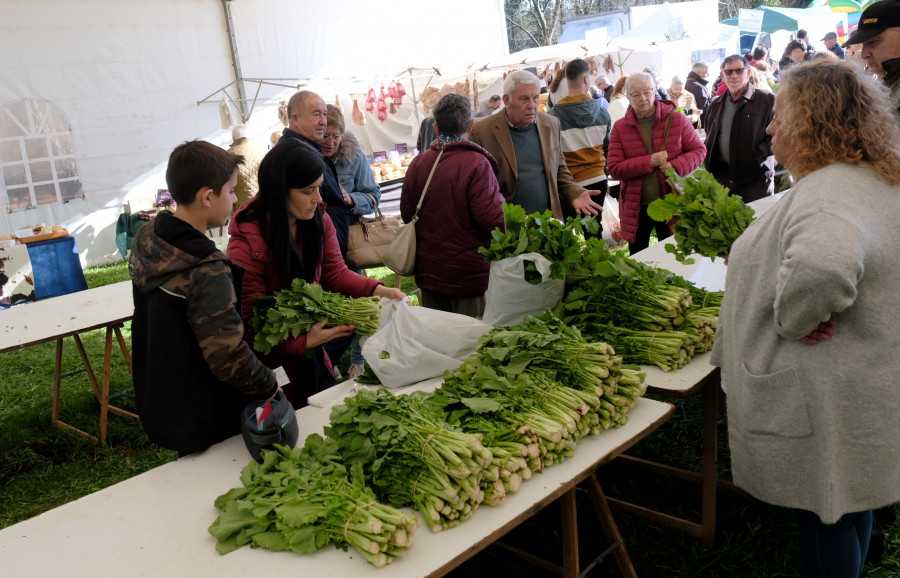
<box><xmin>236</xmin><ymin>139</ymin><xmax>326</xmax><ymax>286</ymax></box>
<box><xmin>432</xmin><ymin>93</ymin><xmax>472</xmax><ymax>136</ymax></box>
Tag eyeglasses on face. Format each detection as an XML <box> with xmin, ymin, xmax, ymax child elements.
<box><xmin>322</xmin><ymin>134</ymin><xmax>342</xmax><ymax>142</ymax></box>
<box><xmin>722</xmin><ymin>68</ymin><xmax>746</xmax><ymax>76</ymax></box>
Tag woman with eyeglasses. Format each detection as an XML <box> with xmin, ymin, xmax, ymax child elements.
<box><xmin>606</xmin><ymin>71</ymin><xmax>706</xmax><ymax>255</ymax></box>
<box><xmin>319</xmin><ymin>105</ymin><xmax>383</xmax><ymax>381</ymax></box>
<box><xmin>713</xmin><ymin>59</ymin><xmax>900</xmax><ymax>578</ymax></box>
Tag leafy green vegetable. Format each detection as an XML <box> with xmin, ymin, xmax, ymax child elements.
<box><xmin>479</xmin><ymin>203</ymin><xmax>599</xmax><ymax>281</ymax></box>
<box><xmin>250</xmin><ymin>280</ymin><xmax>381</xmax><ymax>355</ymax></box>
<box><xmin>646</xmin><ymin>168</ymin><xmax>755</xmax><ymax>263</ymax></box>
<box><xmin>209</xmin><ymin>437</ymin><xmax>419</xmax><ymax>567</ymax></box>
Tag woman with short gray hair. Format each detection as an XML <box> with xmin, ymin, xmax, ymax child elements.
<box><xmin>399</xmin><ymin>94</ymin><xmax>505</xmax><ymax>317</ymax></box>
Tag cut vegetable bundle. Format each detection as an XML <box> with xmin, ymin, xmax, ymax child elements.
<box><xmin>646</xmin><ymin>168</ymin><xmax>755</xmax><ymax>263</ymax></box>
<box><xmin>250</xmin><ymin>279</ymin><xmax>381</xmax><ymax>355</ymax></box>
<box><xmin>208</xmin><ymin>436</ymin><xmax>419</xmax><ymax>568</ymax></box>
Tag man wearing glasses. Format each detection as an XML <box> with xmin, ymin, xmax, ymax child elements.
<box><xmin>702</xmin><ymin>55</ymin><xmax>775</xmax><ymax>203</ymax></box>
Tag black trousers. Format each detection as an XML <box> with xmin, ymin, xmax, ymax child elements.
<box><xmin>629</xmin><ymin>204</ymin><xmax>671</xmax><ymax>256</ymax></box>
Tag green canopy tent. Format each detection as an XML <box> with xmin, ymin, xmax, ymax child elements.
<box><xmin>721</xmin><ymin>7</ymin><xmax>799</xmax><ymax>33</ymax></box>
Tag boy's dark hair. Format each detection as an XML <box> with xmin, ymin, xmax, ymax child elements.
<box><xmin>432</xmin><ymin>93</ymin><xmax>472</xmax><ymax>137</ymax></box>
<box><xmin>752</xmin><ymin>46</ymin><xmax>768</xmax><ymax>61</ymax></box>
<box><xmin>565</xmin><ymin>58</ymin><xmax>590</xmax><ymax>82</ymax></box>
<box><xmin>237</xmin><ymin>139</ymin><xmax>326</xmax><ymax>286</ymax></box>
<box><xmin>797</xmin><ymin>29</ymin><xmax>808</xmax><ymax>40</ymax></box>
<box><xmin>785</xmin><ymin>40</ymin><xmax>807</xmax><ymax>55</ymax></box>
<box><xmin>165</xmin><ymin>140</ymin><xmax>244</xmax><ymax>205</ymax></box>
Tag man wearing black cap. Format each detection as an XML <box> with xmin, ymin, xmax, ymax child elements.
<box><xmin>822</xmin><ymin>32</ymin><xmax>845</xmax><ymax>60</ymax></box>
<box><xmin>843</xmin><ymin>0</ymin><xmax>900</xmax><ymax>114</ymax></box>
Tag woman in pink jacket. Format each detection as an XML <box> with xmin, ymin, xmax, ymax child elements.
<box><xmin>227</xmin><ymin>140</ymin><xmax>404</xmax><ymax>404</ymax></box>
<box><xmin>607</xmin><ymin>72</ymin><xmax>706</xmax><ymax>255</ymax></box>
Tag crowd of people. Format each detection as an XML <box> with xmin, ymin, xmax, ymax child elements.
<box><xmin>124</xmin><ymin>2</ymin><xmax>900</xmax><ymax>574</ymax></box>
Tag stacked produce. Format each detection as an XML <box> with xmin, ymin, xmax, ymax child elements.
<box><xmin>208</xmin><ymin>435</ymin><xmax>419</xmax><ymax>567</ymax></box>
<box><xmin>558</xmin><ymin>238</ymin><xmax>722</xmax><ymax>371</ymax></box>
<box><xmin>479</xmin><ymin>203</ymin><xmax>598</xmax><ymax>281</ymax></box>
<box><xmin>324</xmin><ymin>388</ymin><xmax>494</xmax><ymax>533</ymax></box>
<box><xmin>438</xmin><ymin>313</ymin><xmax>646</xmax><ymax>472</ymax></box>
<box><xmin>250</xmin><ymin>280</ymin><xmax>381</xmax><ymax>355</ymax></box>
<box><xmin>647</xmin><ymin>168</ymin><xmax>756</xmax><ymax>264</ymax></box>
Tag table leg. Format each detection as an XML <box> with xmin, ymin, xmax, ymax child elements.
<box><xmin>561</xmin><ymin>489</ymin><xmax>579</xmax><ymax>578</ymax></box>
<box><xmin>52</xmin><ymin>338</ymin><xmax>63</xmax><ymax>425</ymax></box>
<box><xmin>99</xmin><ymin>326</ymin><xmax>114</xmax><ymax>445</ymax></box>
<box><xmin>72</xmin><ymin>333</ymin><xmax>102</xmax><ymax>398</ymax></box>
<box><xmin>586</xmin><ymin>475</ymin><xmax>637</xmax><ymax>578</ymax></box>
<box><xmin>699</xmin><ymin>376</ymin><xmax>720</xmax><ymax>544</ymax></box>
<box><xmin>113</xmin><ymin>324</ymin><xmax>132</xmax><ymax>375</ymax></box>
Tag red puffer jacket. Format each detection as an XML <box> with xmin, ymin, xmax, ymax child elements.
<box><xmin>400</xmin><ymin>140</ymin><xmax>504</xmax><ymax>297</ymax></box>
<box><xmin>607</xmin><ymin>100</ymin><xmax>706</xmax><ymax>244</ymax></box>
<box><xmin>226</xmin><ymin>206</ymin><xmax>381</xmax><ymax>393</ymax></box>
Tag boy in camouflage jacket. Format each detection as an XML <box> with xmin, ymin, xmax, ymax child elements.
<box><xmin>129</xmin><ymin>141</ymin><xmax>278</xmax><ymax>455</ymax></box>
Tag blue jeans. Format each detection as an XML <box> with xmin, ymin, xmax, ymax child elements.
<box><xmin>797</xmin><ymin>509</ymin><xmax>872</xmax><ymax>578</ymax></box>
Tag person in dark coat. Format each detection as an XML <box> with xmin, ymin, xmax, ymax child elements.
<box><xmin>703</xmin><ymin>55</ymin><xmax>776</xmax><ymax>203</ymax></box>
<box><xmin>400</xmin><ymin>93</ymin><xmax>505</xmax><ymax>318</ymax></box>
<box><xmin>685</xmin><ymin>62</ymin><xmax>711</xmax><ymax>120</ymax></box>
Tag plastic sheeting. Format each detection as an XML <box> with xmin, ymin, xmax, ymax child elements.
<box><xmin>0</xmin><ymin>0</ymin><xmax>508</xmax><ymax>267</ymax></box>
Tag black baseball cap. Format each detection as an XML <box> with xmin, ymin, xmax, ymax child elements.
<box><xmin>842</xmin><ymin>0</ymin><xmax>900</xmax><ymax>46</ymax></box>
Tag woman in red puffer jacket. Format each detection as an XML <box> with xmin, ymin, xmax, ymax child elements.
<box><xmin>607</xmin><ymin>72</ymin><xmax>706</xmax><ymax>255</ymax></box>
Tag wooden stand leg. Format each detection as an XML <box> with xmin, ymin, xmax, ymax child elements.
<box><xmin>72</xmin><ymin>334</ymin><xmax>102</xmax><ymax>398</ymax></box>
<box><xmin>699</xmin><ymin>379</ymin><xmax>720</xmax><ymax>544</ymax></box>
<box><xmin>114</xmin><ymin>325</ymin><xmax>132</xmax><ymax>375</ymax></box>
<box><xmin>586</xmin><ymin>475</ymin><xmax>637</xmax><ymax>578</ymax></box>
<box><xmin>99</xmin><ymin>327</ymin><xmax>115</xmax><ymax>445</ymax></box>
<box><xmin>52</xmin><ymin>338</ymin><xmax>63</xmax><ymax>425</ymax></box>
<box><xmin>561</xmin><ymin>489</ymin><xmax>579</xmax><ymax>578</ymax></box>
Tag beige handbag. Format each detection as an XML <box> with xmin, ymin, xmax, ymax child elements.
<box><xmin>383</xmin><ymin>149</ymin><xmax>444</xmax><ymax>276</ymax></box>
<box><xmin>346</xmin><ymin>194</ymin><xmax>403</xmax><ymax>269</ymax></box>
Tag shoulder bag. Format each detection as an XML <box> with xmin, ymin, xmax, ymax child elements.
<box><xmin>383</xmin><ymin>149</ymin><xmax>444</xmax><ymax>276</ymax></box>
<box><xmin>345</xmin><ymin>193</ymin><xmax>403</xmax><ymax>270</ymax></box>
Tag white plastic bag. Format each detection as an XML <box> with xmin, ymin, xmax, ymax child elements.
<box><xmin>601</xmin><ymin>195</ymin><xmax>627</xmax><ymax>250</ymax></box>
<box><xmin>362</xmin><ymin>301</ymin><xmax>491</xmax><ymax>388</ymax></box>
<box><xmin>481</xmin><ymin>252</ymin><xmax>565</xmax><ymax>327</ymax></box>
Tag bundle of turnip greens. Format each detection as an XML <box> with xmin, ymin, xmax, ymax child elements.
<box><xmin>558</xmin><ymin>239</ymin><xmax>723</xmax><ymax>370</ymax></box>
<box><xmin>325</xmin><ymin>388</ymin><xmax>494</xmax><ymax>534</ymax></box>
<box><xmin>250</xmin><ymin>279</ymin><xmax>381</xmax><ymax>355</ymax></box>
<box><xmin>479</xmin><ymin>203</ymin><xmax>598</xmax><ymax>281</ymax></box>
<box><xmin>646</xmin><ymin>168</ymin><xmax>755</xmax><ymax>264</ymax></box>
<box><xmin>208</xmin><ymin>436</ymin><xmax>419</xmax><ymax>567</ymax></box>
<box><xmin>437</xmin><ymin>313</ymin><xmax>646</xmax><ymax>472</ymax></box>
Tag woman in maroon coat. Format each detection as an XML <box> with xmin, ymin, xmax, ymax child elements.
<box><xmin>401</xmin><ymin>93</ymin><xmax>505</xmax><ymax>318</ymax></box>
<box><xmin>607</xmin><ymin>72</ymin><xmax>706</xmax><ymax>255</ymax></box>
<box><xmin>227</xmin><ymin>140</ymin><xmax>404</xmax><ymax>404</ymax></box>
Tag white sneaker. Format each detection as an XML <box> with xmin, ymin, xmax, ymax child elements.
<box><xmin>347</xmin><ymin>363</ymin><xmax>365</xmax><ymax>380</ymax></box>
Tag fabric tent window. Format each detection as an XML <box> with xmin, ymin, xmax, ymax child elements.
<box><xmin>0</xmin><ymin>98</ymin><xmax>84</xmax><ymax>211</ymax></box>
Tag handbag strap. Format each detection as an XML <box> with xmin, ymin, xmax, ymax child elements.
<box><xmin>410</xmin><ymin>148</ymin><xmax>444</xmax><ymax>222</ymax></box>
<box><xmin>364</xmin><ymin>193</ymin><xmax>384</xmax><ymax>220</ymax></box>
<box><xmin>658</xmin><ymin>111</ymin><xmax>675</xmax><ymax>154</ymax></box>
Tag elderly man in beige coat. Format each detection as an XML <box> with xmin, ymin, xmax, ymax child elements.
<box><xmin>469</xmin><ymin>70</ymin><xmax>601</xmax><ymax>219</ymax></box>
<box><xmin>227</xmin><ymin>124</ymin><xmax>267</xmax><ymax>210</ymax></box>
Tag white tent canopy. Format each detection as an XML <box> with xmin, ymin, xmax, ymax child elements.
<box><xmin>0</xmin><ymin>0</ymin><xmax>508</xmax><ymax>267</ymax></box>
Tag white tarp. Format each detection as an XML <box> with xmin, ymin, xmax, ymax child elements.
<box><xmin>0</xmin><ymin>0</ymin><xmax>508</xmax><ymax>267</ymax></box>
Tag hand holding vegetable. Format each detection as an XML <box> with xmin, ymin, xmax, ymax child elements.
<box><xmin>307</xmin><ymin>319</ymin><xmax>355</xmax><ymax>349</ymax></box>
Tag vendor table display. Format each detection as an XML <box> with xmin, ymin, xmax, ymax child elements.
<box><xmin>0</xmin><ymin>280</ymin><xmax>136</xmax><ymax>443</ymax></box>
<box><xmin>0</xmin><ymin>383</ymin><xmax>673</xmax><ymax>577</ymax></box>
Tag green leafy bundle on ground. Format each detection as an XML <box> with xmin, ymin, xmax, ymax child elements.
<box><xmin>250</xmin><ymin>280</ymin><xmax>381</xmax><ymax>354</ymax></box>
<box><xmin>209</xmin><ymin>436</ymin><xmax>419</xmax><ymax>567</ymax></box>
<box><xmin>647</xmin><ymin>168</ymin><xmax>755</xmax><ymax>263</ymax></box>
<box><xmin>479</xmin><ymin>203</ymin><xmax>598</xmax><ymax>281</ymax></box>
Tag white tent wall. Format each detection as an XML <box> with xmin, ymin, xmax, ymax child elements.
<box><xmin>0</xmin><ymin>0</ymin><xmax>509</xmax><ymax>268</ymax></box>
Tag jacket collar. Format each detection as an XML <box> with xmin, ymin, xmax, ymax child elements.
<box><xmin>687</xmin><ymin>71</ymin><xmax>709</xmax><ymax>86</ymax></box>
<box><xmin>884</xmin><ymin>57</ymin><xmax>900</xmax><ymax>86</ymax></box>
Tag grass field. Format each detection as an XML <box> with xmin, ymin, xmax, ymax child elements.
<box><xmin>1</xmin><ymin>260</ymin><xmax>898</xmax><ymax>576</ymax></box>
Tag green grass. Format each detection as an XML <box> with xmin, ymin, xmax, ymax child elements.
<box><xmin>2</xmin><ymin>259</ymin><xmax>898</xmax><ymax>577</ymax></box>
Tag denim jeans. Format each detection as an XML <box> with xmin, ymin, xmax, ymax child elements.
<box><xmin>797</xmin><ymin>509</ymin><xmax>872</xmax><ymax>578</ymax></box>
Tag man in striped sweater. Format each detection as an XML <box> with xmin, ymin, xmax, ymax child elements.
<box><xmin>548</xmin><ymin>58</ymin><xmax>612</xmax><ymax>228</ymax></box>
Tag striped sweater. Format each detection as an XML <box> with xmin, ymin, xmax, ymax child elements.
<box><xmin>547</xmin><ymin>93</ymin><xmax>611</xmax><ymax>186</ymax></box>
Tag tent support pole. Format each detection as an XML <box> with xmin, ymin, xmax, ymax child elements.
<box><xmin>223</xmin><ymin>0</ymin><xmax>249</xmax><ymax>123</ymax></box>
<box><xmin>407</xmin><ymin>68</ymin><xmax>423</xmax><ymax>125</ymax></box>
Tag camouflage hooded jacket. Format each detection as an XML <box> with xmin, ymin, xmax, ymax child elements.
<box><xmin>128</xmin><ymin>211</ymin><xmax>276</xmax><ymax>453</ymax></box>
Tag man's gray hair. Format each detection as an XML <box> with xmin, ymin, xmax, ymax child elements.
<box><xmin>691</xmin><ymin>61</ymin><xmax>709</xmax><ymax>73</ymax></box>
<box><xmin>670</xmin><ymin>76</ymin><xmax>684</xmax><ymax>88</ymax></box>
<box><xmin>625</xmin><ymin>72</ymin><xmax>656</xmax><ymax>96</ymax></box>
<box><xmin>432</xmin><ymin>93</ymin><xmax>472</xmax><ymax>137</ymax></box>
<box><xmin>503</xmin><ymin>70</ymin><xmax>540</xmax><ymax>98</ymax></box>
<box><xmin>232</xmin><ymin>124</ymin><xmax>247</xmax><ymax>141</ymax></box>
